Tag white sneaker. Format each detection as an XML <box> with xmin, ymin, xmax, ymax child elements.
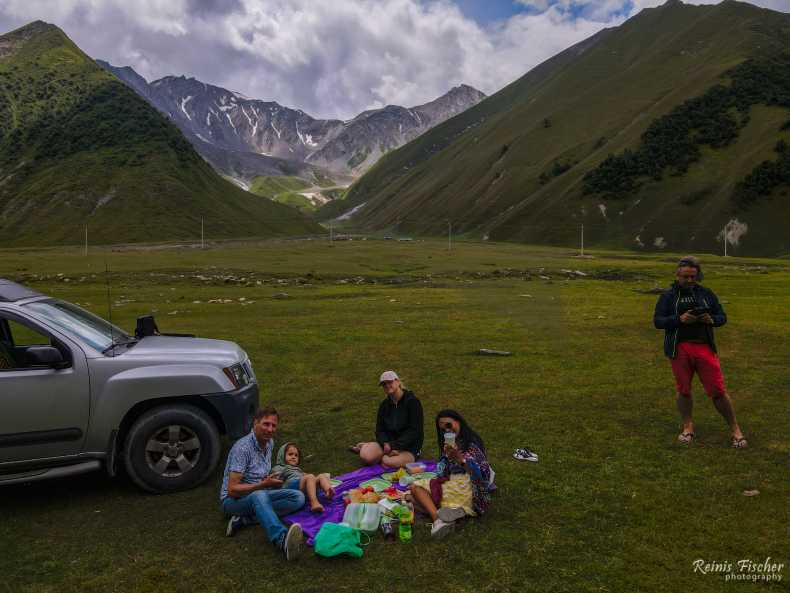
<box><xmin>430</xmin><ymin>518</ymin><xmax>455</xmax><ymax>539</ymax></box>
<box><xmin>226</xmin><ymin>515</ymin><xmax>243</xmax><ymax>537</ymax></box>
<box><xmin>282</xmin><ymin>523</ymin><xmax>304</xmax><ymax>561</ymax></box>
<box><xmin>437</xmin><ymin>506</ymin><xmax>466</xmax><ymax>523</ymax></box>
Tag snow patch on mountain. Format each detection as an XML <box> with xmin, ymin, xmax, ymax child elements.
<box><xmin>336</xmin><ymin>201</ymin><xmax>367</xmax><ymax>221</ymax></box>
<box><xmin>225</xmin><ymin>112</ymin><xmax>238</xmax><ymax>135</ymax></box>
<box><xmin>295</xmin><ymin>121</ymin><xmax>318</xmax><ymax>147</ymax></box>
<box><xmin>180</xmin><ymin>95</ymin><xmax>193</xmax><ymax>121</ymax></box>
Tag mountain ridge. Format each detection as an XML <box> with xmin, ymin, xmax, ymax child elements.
<box><xmin>327</xmin><ymin>0</ymin><xmax>790</xmax><ymax>256</ymax></box>
<box><xmin>0</xmin><ymin>21</ymin><xmax>321</xmax><ymax>246</ymax></box>
<box><xmin>97</xmin><ymin>60</ymin><xmax>485</xmax><ymax>181</ymax></box>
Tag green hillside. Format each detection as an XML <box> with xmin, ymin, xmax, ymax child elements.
<box><xmin>249</xmin><ymin>175</ymin><xmax>348</xmax><ymax>213</ymax></box>
<box><xmin>0</xmin><ymin>21</ymin><xmax>322</xmax><ymax>247</ymax></box>
<box><xmin>327</xmin><ymin>0</ymin><xmax>790</xmax><ymax>256</ymax></box>
<box><xmin>249</xmin><ymin>175</ymin><xmax>312</xmax><ymax>196</ymax></box>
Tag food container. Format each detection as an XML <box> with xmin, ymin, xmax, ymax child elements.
<box><xmin>341</xmin><ymin>503</ymin><xmax>382</xmax><ymax>534</ymax></box>
<box><xmin>359</xmin><ymin>478</ymin><xmax>391</xmax><ymax>492</ymax></box>
<box><xmin>405</xmin><ymin>462</ymin><xmax>427</xmax><ymax>475</ymax></box>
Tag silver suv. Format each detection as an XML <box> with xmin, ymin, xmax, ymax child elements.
<box><xmin>0</xmin><ymin>278</ymin><xmax>258</xmax><ymax>493</ymax></box>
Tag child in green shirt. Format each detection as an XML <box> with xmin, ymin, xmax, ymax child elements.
<box><xmin>271</xmin><ymin>442</ymin><xmax>335</xmax><ymax>513</ymax></box>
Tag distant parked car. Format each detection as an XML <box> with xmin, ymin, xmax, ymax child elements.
<box><xmin>0</xmin><ymin>279</ymin><xmax>258</xmax><ymax>493</ymax></box>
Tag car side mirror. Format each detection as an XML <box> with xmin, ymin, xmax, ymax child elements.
<box><xmin>26</xmin><ymin>346</ymin><xmax>68</xmax><ymax>369</ymax></box>
<box><xmin>135</xmin><ymin>315</ymin><xmax>159</xmax><ymax>338</ymax></box>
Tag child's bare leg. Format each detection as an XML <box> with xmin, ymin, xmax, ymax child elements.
<box><xmin>302</xmin><ymin>474</ymin><xmax>324</xmax><ymax>512</ymax></box>
<box><xmin>317</xmin><ymin>473</ymin><xmax>334</xmax><ymax>499</ymax></box>
<box><xmin>409</xmin><ymin>483</ymin><xmax>438</xmax><ymax>521</ymax></box>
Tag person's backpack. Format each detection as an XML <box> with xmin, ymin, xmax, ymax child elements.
<box><xmin>313</xmin><ymin>522</ymin><xmax>367</xmax><ymax>558</ymax></box>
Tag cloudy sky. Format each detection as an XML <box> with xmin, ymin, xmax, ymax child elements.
<box><xmin>1</xmin><ymin>0</ymin><xmax>787</xmax><ymax>119</ymax></box>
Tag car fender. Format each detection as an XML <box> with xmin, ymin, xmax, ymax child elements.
<box><xmin>84</xmin><ymin>364</ymin><xmax>233</xmax><ymax>451</ymax></box>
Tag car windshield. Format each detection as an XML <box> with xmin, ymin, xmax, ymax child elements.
<box><xmin>24</xmin><ymin>299</ymin><xmax>132</xmax><ymax>352</ymax></box>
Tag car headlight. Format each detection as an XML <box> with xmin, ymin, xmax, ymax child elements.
<box><xmin>242</xmin><ymin>358</ymin><xmax>256</xmax><ymax>382</ymax></box>
<box><xmin>223</xmin><ymin>363</ymin><xmax>250</xmax><ymax>389</ymax></box>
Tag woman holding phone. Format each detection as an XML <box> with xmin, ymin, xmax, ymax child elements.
<box><xmin>408</xmin><ymin>409</ymin><xmax>493</xmax><ymax>538</ymax></box>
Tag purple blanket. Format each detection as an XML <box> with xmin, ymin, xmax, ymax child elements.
<box><xmin>284</xmin><ymin>462</ymin><xmax>436</xmax><ymax>546</ymax></box>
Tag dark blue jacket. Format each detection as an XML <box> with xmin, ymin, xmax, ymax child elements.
<box><xmin>653</xmin><ymin>283</ymin><xmax>726</xmax><ymax>358</ymax></box>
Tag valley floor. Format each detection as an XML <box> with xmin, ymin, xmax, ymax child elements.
<box><xmin>1</xmin><ymin>239</ymin><xmax>788</xmax><ymax>593</ymax></box>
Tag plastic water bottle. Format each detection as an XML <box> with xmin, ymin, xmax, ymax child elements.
<box><xmin>380</xmin><ymin>518</ymin><xmax>395</xmax><ymax>540</ymax></box>
<box><xmin>398</xmin><ymin>507</ymin><xmax>412</xmax><ymax>543</ymax></box>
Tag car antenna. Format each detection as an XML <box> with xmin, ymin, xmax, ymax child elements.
<box><xmin>105</xmin><ymin>255</ymin><xmax>115</xmax><ymax>356</ymax></box>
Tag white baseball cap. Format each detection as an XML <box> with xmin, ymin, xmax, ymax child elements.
<box><xmin>379</xmin><ymin>370</ymin><xmax>400</xmax><ymax>385</ymax></box>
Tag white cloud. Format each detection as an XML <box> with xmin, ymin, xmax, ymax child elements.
<box><xmin>0</xmin><ymin>0</ymin><xmax>787</xmax><ymax>119</ymax></box>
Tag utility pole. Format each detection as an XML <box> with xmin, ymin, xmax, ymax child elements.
<box><xmin>84</xmin><ymin>225</ymin><xmax>88</xmax><ymax>257</ymax></box>
<box><xmin>448</xmin><ymin>221</ymin><xmax>452</xmax><ymax>251</ymax></box>
<box><xmin>201</xmin><ymin>217</ymin><xmax>204</xmax><ymax>250</ymax></box>
<box><xmin>724</xmin><ymin>234</ymin><xmax>727</xmax><ymax>257</ymax></box>
<box><xmin>329</xmin><ymin>222</ymin><xmax>333</xmax><ymax>243</ymax></box>
<box><xmin>580</xmin><ymin>223</ymin><xmax>584</xmax><ymax>257</ymax></box>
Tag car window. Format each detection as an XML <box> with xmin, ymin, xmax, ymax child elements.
<box><xmin>0</xmin><ymin>313</ymin><xmax>69</xmax><ymax>370</ymax></box>
<box><xmin>6</xmin><ymin>319</ymin><xmax>50</xmax><ymax>347</ymax></box>
<box><xmin>24</xmin><ymin>299</ymin><xmax>130</xmax><ymax>352</ymax></box>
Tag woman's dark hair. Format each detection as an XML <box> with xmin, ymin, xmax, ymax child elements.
<box><xmin>435</xmin><ymin>409</ymin><xmax>486</xmax><ymax>456</ymax></box>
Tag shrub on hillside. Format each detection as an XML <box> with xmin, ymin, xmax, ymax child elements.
<box><xmin>583</xmin><ymin>53</ymin><xmax>790</xmax><ymax>199</ymax></box>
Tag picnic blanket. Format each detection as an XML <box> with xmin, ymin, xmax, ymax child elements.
<box><xmin>284</xmin><ymin>461</ymin><xmax>436</xmax><ymax>546</ymax></box>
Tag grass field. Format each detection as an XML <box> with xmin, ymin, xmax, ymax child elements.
<box><xmin>0</xmin><ymin>239</ymin><xmax>788</xmax><ymax>593</ymax></box>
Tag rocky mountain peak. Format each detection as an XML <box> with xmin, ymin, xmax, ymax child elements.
<box><xmin>99</xmin><ymin>60</ymin><xmax>486</xmax><ymax>180</ymax></box>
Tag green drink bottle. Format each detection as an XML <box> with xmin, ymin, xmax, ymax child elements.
<box><xmin>398</xmin><ymin>507</ymin><xmax>412</xmax><ymax>543</ymax></box>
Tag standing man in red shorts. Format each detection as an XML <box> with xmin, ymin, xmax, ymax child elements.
<box><xmin>653</xmin><ymin>256</ymin><xmax>747</xmax><ymax>448</ymax></box>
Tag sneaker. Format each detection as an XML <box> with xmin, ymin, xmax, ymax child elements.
<box><xmin>226</xmin><ymin>515</ymin><xmax>243</xmax><ymax>537</ymax></box>
<box><xmin>513</xmin><ymin>447</ymin><xmax>539</xmax><ymax>462</ymax></box>
<box><xmin>281</xmin><ymin>523</ymin><xmax>304</xmax><ymax>561</ymax></box>
<box><xmin>437</xmin><ymin>506</ymin><xmax>466</xmax><ymax>523</ymax></box>
<box><xmin>430</xmin><ymin>518</ymin><xmax>455</xmax><ymax>539</ymax></box>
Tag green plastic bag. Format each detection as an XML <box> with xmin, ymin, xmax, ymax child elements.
<box><xmin>314</xmin><ymin>522</ymin><xmax>364</xmax><ymax>558</ymax></box>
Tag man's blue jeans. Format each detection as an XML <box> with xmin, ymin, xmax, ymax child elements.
<box><xmin>222</xmin><ymin>488</ymin><xmax>305</xmax><ymax>545</ymax></box>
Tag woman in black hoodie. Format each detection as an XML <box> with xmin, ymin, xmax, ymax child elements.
<box><xmin>350</xmin><ymin>370</ymin><xmax>424</xmax><ymax>468</ymax></box>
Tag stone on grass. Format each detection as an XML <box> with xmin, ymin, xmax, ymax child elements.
<box><xmin>478</xmin><ymin>349</ymin><xmax>512</xmax><ymax>356</ymax></box>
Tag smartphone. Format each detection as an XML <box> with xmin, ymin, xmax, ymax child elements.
<box><xmin>691</xmin><ymin>307</ymin><xmax>710</xmax><ymax>316</ymax></box>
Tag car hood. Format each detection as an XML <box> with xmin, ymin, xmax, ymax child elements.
<box><xmin>117</xmin><ymin>336</ymin><xmax>247</xmax><ymax>367</ymax></box>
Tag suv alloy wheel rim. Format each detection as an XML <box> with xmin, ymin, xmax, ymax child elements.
<box><xmin>144</xmin><ymin>425</ymin><xmax>201</xmax><ymax>478</ymax></box>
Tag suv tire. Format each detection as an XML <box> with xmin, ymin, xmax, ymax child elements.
<box><xmin>124</xmin><ymin>405</ymin><xmax>220</xmax><ymax>493</ymax></box>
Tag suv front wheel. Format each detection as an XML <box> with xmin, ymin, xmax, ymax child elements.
<box><xmin>123</xmin><ymin>405</ymin><xmax>221</xmax><ymax>493</ymax></box>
